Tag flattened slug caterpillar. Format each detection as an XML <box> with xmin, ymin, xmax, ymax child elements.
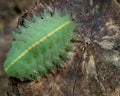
<box><xmin>4</xmin><ymin>10</ymin><xmax>77</xmax><ymax>80</ymax></box>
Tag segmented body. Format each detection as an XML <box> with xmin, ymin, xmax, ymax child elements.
<box><xmin>4</xmin><ymin>11</ymin><xmax>76</xmax><ymax>80</ymax></box>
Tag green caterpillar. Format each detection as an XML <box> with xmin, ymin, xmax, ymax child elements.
<box><xmin>4</xmin><ymin>10</ymin><xmax>77</xmax><ymax>80</ymax></box>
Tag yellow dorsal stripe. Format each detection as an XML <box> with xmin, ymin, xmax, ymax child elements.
<box><xmin>5</xmin><ymin>20</ymin><xmax>71</xmax><ymax>72</ymax></box>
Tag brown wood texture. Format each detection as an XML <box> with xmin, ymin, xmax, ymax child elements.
<box><xmin>7</xmin><ymin>0</ymin><xmax>120</xmax><ymax>96</ymax></box>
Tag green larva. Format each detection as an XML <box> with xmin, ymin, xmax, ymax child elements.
<box><xmin>4</xmin><ymin>10</ymin><xmax>77</xmax><ymax>80</ymax></box>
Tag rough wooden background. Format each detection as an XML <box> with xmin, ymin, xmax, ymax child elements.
<box><xmin>0</xmin><ymin>0</ymin><xmax>120</xmax><ymax>96</ymax></box>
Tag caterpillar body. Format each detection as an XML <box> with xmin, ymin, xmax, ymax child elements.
<box><xmin>4</xmin><ymin>10</ymin><xmax>77</xmax><ymax>80</ymax></box>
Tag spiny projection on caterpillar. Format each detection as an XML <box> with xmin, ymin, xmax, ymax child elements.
<box><xmin>4</xmin><ymin>10</ymin><xmax>77</xmax><ymax>80</ymax></box>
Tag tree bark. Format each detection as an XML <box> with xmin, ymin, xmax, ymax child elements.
<box><xmin>7</xmin><ymin>0</ymin><xmax>120</xmax><ymax>96</ymax></box>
